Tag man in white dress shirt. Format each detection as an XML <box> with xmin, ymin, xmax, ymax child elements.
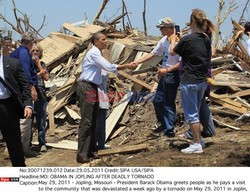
<box><xmin>76</xmin><ymin>32</ymin><xmax>135</xmax><ymax>163</ymax></box>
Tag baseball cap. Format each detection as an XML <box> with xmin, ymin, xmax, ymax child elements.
<box><xmin>156</xmin><ymin>17</ymin><xmax>175</xmax><ymax>28</ymax></box>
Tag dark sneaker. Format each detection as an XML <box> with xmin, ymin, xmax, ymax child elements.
<box><xmin>24</xmin><ymin>151</ymin><xmax>38</xmax><ymax>158</ymax></box>
<box><xmin>164</xmin><ymin>130</ymin><xmax>175</xmax><ymax>137</ymax></box>
<box><xmin>89</xmin><ymin>152</ymin><xmax>99</xmax><ymax>159</ymax></box>
<box><xmin>76</xmin><ymin>155</ymin><xmax>90</xmax><ymax>164</ymax></box>
<box><xmin>152</xmin><ymin>125</ymin><xmax>163</xmax><ymax>133</ymax></box>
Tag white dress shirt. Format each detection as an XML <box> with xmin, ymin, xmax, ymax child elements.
<box><xmin>0</xmin><ymin>54</ymin><xmax>11</xmax><ymax>99</ymax></box>
<box><xmin>79</xmin><ymin>46</ymin><xmax>118</xmax><ymax>85</ymax></box>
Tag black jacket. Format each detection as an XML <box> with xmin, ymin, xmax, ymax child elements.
<box><xmin>3</xmin><ymin>56</ymin><xmax>32</xmax><ymax>108</ymax></box>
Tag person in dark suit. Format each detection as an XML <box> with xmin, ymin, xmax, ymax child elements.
<box><xmin>0</xmin><ymin>41</ymin><xmax>33</xmax><ymax>166</ymax></box>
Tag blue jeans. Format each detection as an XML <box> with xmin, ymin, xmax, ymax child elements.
<box><xmin>180</xmin><ymin>81</ymin><xmax>207</xmax><ymax>123</ymax></box>
<box><xmin>185</xmin><ymin>97</ymin><xmax>216</xmax><ymax>139</ymax></box>
<box><xmin>97</xmin><ymin>109</ymin><xmax>107</xmax><ymax>149</ymax></box>
<box><xmin>153</xmin><ymin>71</ymin><xmax>179</xmax><ymax>132</ymax></box>
<box><xmin>34</xmin><ymin>100</ymin><xmax>47</xmax><ymax>146</ymax></box>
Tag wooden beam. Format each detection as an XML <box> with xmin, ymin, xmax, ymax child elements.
<box><xmin>118</xmin><ymin>70</ymin><xmax>153</xmax><ymax>90</ymax></box>
<box><xmin>110</xmin><ymin>126</ymin><xmax>127</xmax><ymax>139</ymax></box>
<box><xmin>210</xmin><ymin>93</ymin><xmax>250</xmax><ymax>109</ymax></box>
<box><xmin>229</xmin><ymin>86</ymin><xmax>241</xmax><ymax>92</ymax></box>
<box><xmin>106</xmin><ymin>93</ymin><xmax>132</xmax><ymax>141</ymax></box>
<box><xmin>48</xmin><ymin>103</ymin><xmax>55</xmax><ymax>136</ymax></box>
<box><xmin>98</xmin><ymin>144</ymin><xmax>148</xmax><ymax>156</ymax></box>
<box><xmin>209</xmin><ymin>97</ymin><xmax>248</xmax><ymax>114</ymax></box>
<box><xmin>213</xmin><ymin>118</ymin><xmax>240</xmax><ymax>130</ymax></box>
<box><xmin>210</xmin><ymin>107</ymin><xmax>240</xmax><ymax>117</ymax></box>
<box><xmin>217</xmin><ymin>89</ymin><xmax>250</xmax><ymax>99</ymax></box>
<box><xmin>207</xmin><ymin>78</ymin><xmax>250</xmax><ymax>88</ymax></box>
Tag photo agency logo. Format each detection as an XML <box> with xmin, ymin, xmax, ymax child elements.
<box><xmin>0</xmin><ymin>177</ymin><xmax>19</xmax><ymax>182</ymax></box>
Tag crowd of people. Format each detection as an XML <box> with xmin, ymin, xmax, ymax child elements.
<box><xmin>0</xmin><ymin>32</ymin><xmax>49</xmax><ymax>166</ymax></box>
<box><xmin>0</xmin><ymin>9</ymin><xmax>250</xmax><ymax>166</ymax></box>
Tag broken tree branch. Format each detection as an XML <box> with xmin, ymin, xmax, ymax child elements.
<box><xmin>0</xmin><ymin>0</ymin><xmax>45</xmax><ymax>37</ymax></box>
<box><xmin>93</xmin><ymin>0</ymin><xmax>109</xmax><ymax>22</ymax></box>
<box><xmin>143</xmin><ymin>0</ymin><xmax>147</xmax><ymax>36</ymax></box>
<box><xmin>239</xmin><ymin>0</ymin><xmax>250</xmax><ymax>23</ymax></box>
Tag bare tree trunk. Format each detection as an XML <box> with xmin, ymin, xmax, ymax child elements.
<box><xmin>213</xmin><ymin>0</ymin><xmax>240</xmax><ymax>50</ymax></box>
<box><xmin>122</xmin><ymin>0</ymin><xmax>126</xmax><ymax>31</ymax></box>
<box><xmin>93</xmin><ymin>0</ymin><xmax>109</xmax><ymax>23</ymax></box>
<box><xmin>214</xmin><ymin>0</ymin><xmax>223</xmax><ymax>49</ymax></box>
<box><xmin>143</xmin><ymin>0</ymin><xmax>147</xmax><ymax>36</ymax></box>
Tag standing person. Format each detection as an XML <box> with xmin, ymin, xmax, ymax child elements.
<box><xmin>0</xmin><ymin>41</ymin><xmax>32</xmax><ymax>166</ymax></box>
<box><xmin>170</xmin><ymin>9</ymin><xmax>215</xmax><ymax>153</ymax></box>
<box><xmin>10</xmin><ymin>32</ymin><xmax>38</xmax><ymax>157</ymax></box>
<box><xmin>77</xmin><ymin>32</ymin><xmax>136</xmax><ymax>163</ymax></box>
<box><xmin>133</xmin><ymin>17</ymin><xmax>180</xmax><ymax>137</ymax></box>
<box><xmin>30</xmin><ymin>44</ymin><xmax>49</xmax><ymax>152</ymax></box>
<box><xmin>244</xmin><ymin>22</ymin><xmax>250</xmax><ymax>56</ymax></box>
<box><xmin>181</xmin><ymin>26</ymin><xmax>216</xmax><ymax>142</ymax></box>
<box><xmin>1</xmin><ymin>36</ymin><xmax>13</xmax><ymax>56</ymax></box>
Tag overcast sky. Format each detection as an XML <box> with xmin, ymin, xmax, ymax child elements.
<box><xmin>0</xmin><ymin>0</ymin><xmax>249</xmax><ymax>40</ymax></box>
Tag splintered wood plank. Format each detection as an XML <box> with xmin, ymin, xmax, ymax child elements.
<box><xmin>209</xmin><ymin>97</ymin><xmax>248</xmax><ymax>114</ymax></box>
<box><xmin>210</xmin><ymin>93</ymin><xmax>250</xmax><ymax>109</ymax></box>
<box><xmin>213</xmin><ymin>118</ymin><xmax>240</xmax><ymax>130</ymax></box>
<box><xmin>211</xmin><ymin>67</ymin><xmax>225</xmax><ymax>77</ymax></box>
<box><xmin>63</xmin><ymin>23</ymin><xmax>104</xmax><ymax>40</ymax></box>
<box><xmin>106</xmin><ymin>93</ymin><xmax>132</xmax><ymax>141</ymax></box>
<box><xmin>210</xmin><ymin>107</ymin><xmax>240</xmax><ymax>117</ymax></box>
<box><xmin>229</xmin><ymin>86</ymin><xmax>241</xmax><ymax>92</ymax></box>
<box><xmin>48</xmin><ymin>103</ymin><xmax>55</xmax><ymax>136</ymax></box>
<box><xmin>98</xmin><ymin>144</ymin><xmax>148</xmax><ymax>156</ymax></box>
<box><xmin>44</xmin><ymin>140</ymin><xmax>77</xmax><ymax>150</ymax></box>
<box><xmin>51</xmin><ymin>32</ymin><xmax>83</xmax><ymax>43</ymax></box>
<box><xmin>216</xmin><ymin>89</ymin><xmax>250</xmax><ymax>99</ymax></box>
<box><xmin>110</xmin><ymin>126</ymin><xmax>127</xmax><ymax>139</ymax></box>
<box><xmin>40</xmin><ymin>34</ymin><xmax>76</xmax><ymax>67</ymax></box>
<box><xmin>210</xmin><ymin>73</ymin><xmax>250</xmax><ymax>88</ymax></box>
<box><xmin>118</xmin><ymin>70</ymin><xmax>153</xmax><ymax>90</ymax></box>
<box><xmin>65</xmin><ymin>106</ymin><xmax>81</xmax><ymax>120</ymax></box>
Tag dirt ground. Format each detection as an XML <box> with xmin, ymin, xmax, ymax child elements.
<box><xmin>1</xmin><ymin>99</ymin><xmax>250</xmax><ymax>167</ymax></box>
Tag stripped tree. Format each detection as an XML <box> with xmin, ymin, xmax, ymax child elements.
<box><xmin>214</xmin><ymin>0</ymin><xmax>241</xmax><ymax>49</ymax></box>
<box><xmin>0</xmin><ymin>0</ymin><xmax>46</xmax><ymax>38</ymax></box>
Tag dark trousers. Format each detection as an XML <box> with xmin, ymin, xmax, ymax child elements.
<box><xmin>153</xmin><ymin>71</ymin><xmax>180</xmax><ymax>132</ymax></box>
<box><xmin>97</xmin><ymin>109</ymin><xmax>107</xmax><ymax>149</ymax></box>
<box><xmin>77</xmin><ymin>81</ymin><xmax>99</xmax><ymax>158</ymax></box>
<box><xmin>0</xmin><ymin>98</ymin><xmax>25</xmax><ymax>167</ymax></box>
<box><xmin>34</xmin><ymin>100</ymin><xmax>47</xmax><ymax>146</ymax></box>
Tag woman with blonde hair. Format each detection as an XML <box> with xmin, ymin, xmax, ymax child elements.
<box><xmin>170</xmin><ymin>9</ymin><xmax>215</xmax><ymax>153</ymax></box>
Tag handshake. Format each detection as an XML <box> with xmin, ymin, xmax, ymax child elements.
<box><xmin>118</xmin><ymin>61</ymin><xmax>139</xmax><ymax>70</ymax></box>
<box><xmin>129</xmin><ymin>61</ymin><xmax>139</xmax><ymax>70</ymax></box>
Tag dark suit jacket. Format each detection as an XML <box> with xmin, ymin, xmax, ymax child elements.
<box><xmin>3</xmin><ymin>56</ymin><xmax>32</xmax><ymax>107</ymax></box>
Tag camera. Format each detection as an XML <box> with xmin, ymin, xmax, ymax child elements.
<box><xmin>175</xmin><ymin>25</ymin><xmax>180</xmax><ymax>34</ymax></box>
